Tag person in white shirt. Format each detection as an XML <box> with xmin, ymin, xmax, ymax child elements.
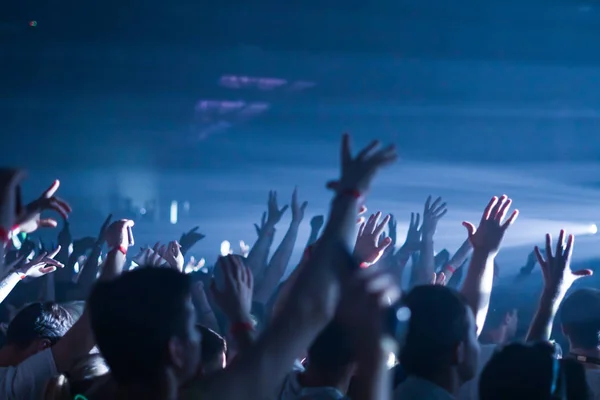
<box><xmin>0</xmin><ymin>302</ymin><xmax>74</xmax><ymax>399</ymax></box>
<box><xmin>394</xmin><ymin>285</ymin><xmax>480</xmax><ymax>400</ymax></box>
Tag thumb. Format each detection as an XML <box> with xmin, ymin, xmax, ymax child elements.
<box><xmin>462</xmin><ymin>221</ymin><xmax>476</xmax><ymax>237</ymax></box>
<box><xmin>301</xmin><ymin>201</ymin><xmax>308</xmax><ymax>212</ymax></box>
<box><xmin>573</xmin><ymin>269</ymin><xmax>593</xmax><ymax>277</ymax></box>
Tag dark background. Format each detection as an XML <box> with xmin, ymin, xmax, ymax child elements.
<box><xmin>2</xmin><ymin>0</ymin><xmax>600</xmax><ymax>273</ymax></box>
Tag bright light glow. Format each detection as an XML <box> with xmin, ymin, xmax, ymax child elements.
<box><xmin>73</xmin><ymin>262</ymin><xmax>80</xmax><ymax>274</ymax></box>
<box><xmin>170</xmin><ymin>201</ymin><xmax>178</xmax><ymax>224</ymax></box>
<box><xmin>590</xmin><ymin>224</ymin><xmax>598</xmax><ymax>235</ymax></box>
<box><xmin>140</xmin><ymin>207</ymin><xmax>147</xmax><ymax>215</ymax></box>
<box><xmin>220</xmin><ymin>241</ymin><xmax>231</xmax><ymax>256</ymax></box>
<box><xmin>386</xmin><ymin>352</ymin><xmax>398</xmax><ymax>369</ymax></box>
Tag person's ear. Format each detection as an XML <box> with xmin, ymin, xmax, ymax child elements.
<box><xmin>38</xmin><ymin>339</ymin><xmax>52</xmax><ymax>351</ymax></box>
<box><xmin>451</xmin><ymin>341</ymin><xmax>464</xmax><ymax>366</ymax></box>
<box><xmin>168</xmin><ymin>337</ymin><xmax>186</xmax><ymax>369</ymax></box>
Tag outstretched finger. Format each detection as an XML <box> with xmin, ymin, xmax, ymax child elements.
<box><xmin>544</xmin><ymin>233</ymin><xmax>553</xmax><ymax>258</ymax></box>
<box><xmin>564</xmin><ymin>233</ymin><xmax>575</xmax><ymax>262</ymax></box>
<box><xmin>534</xmin><ymin>245</ymin><xmax>546</xmax><ymax>266</ymax></box>
<box><xmin>341</xmin><ymin>133</ymin><xmax>352</xmax><ymax>165</ymax></box>
<box><xmin>356</xmin><ymin>140</ymin><xmax>380</xmax><ymax>161</ymax></box>
<box><xmin>501</xmin><ymin>209</ymin><xmax>519</xmax><ymax>230</ymax></box>
<box><xmin>556</xmin><ymin>230</ymin><xmax>566</xmax><ymax>257</ymax></box>
<box><xmin>374</xmin><ymin>214</ymin><xmax>390</xmax><ymax>237</ymax></box>
<box><xmin>462</xmin><ymin>221</ymin><xmax>477</xmax><ymax>237</ymax></box>
<box><xmin>39</xmin><ymin>218</ymin><xmax>58</xmax><ymax>228</ymax></box>
<box><xmin>495</xmin><ymin>197</ymin><xmax>512</xmax><ymax>223</ymax></box>
<box><xmin>481</xmin><ymin>196</ymin><xmax>499</xmax><ymax>222</ymax></box>
<box><xmin>43</xmin><ymin>180</ymin><xmax>60</xmax><ymax>199</ymax></box>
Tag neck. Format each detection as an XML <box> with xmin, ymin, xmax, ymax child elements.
<box><xmin>299</xmin><ymin>365</ymin><xmax>354</xmax><ymax>395</ymax></box>
<box><xmin>415</xmin><ymin>368</ymin><xmax>463</xmax><ymax>396</ymax></box>
<box><xmin>481</xmin><ymin>327</ymin><xmax>507</xmax><ymax>345</ymax></box>
<box><xmin>0</xmin><ymin>345</ymin><xmax>27</xmax><ymax>367</ymax></box>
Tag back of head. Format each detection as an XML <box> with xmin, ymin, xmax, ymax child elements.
<box><xmin>197</xmin><ymin>325</ymin><xmax>227</xmax><ymax>374</ymax></box>
<box><xmin>6</xmin><ymin>302</ymin><xmax>74</xmax><ymax>349</ymax></box>
<box><xmin>481</xmin><ymin>289</ymin><xmax>518</xmax><ymax>339</ymax></box>
<box><xmin>560</xmin><ymin>288</ymin><xmax>600</xmax><ymax>349</ymax></box>
<box><xmin>307</xmin><ymin>321</ymin><xmax>355</xmax><ymax>370</ymax></box>
<box><xmin>480</xmin><ymin>342</ymin><xmax>589</xmax><ymax>400</ymax></box>
<box><xmin>400</xmin><ymin>285</ymin><xmax>473</xmax><ymax>380</ymax></box>
<box><xmin>89</xmin><ymin>267</ymin><xmax>193</xmax><ymax>384</ymax></box>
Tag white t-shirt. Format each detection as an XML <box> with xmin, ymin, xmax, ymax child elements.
<box><xmin>278</xmin><ymin>370</ymin><xmax>348</xmax><ymax>400</ymax></box>
<box><xmin>0</xmin><ymin>348</ymin><xmax>57</xmax><ymax>399</ymax></box>
<box><xmin>457</xmin><ymin>344</ymin><xmax>497</xmax><ymax>400</ymax></box>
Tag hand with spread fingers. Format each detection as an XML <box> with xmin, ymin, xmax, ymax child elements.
<box><xmin>290</xmin><ymin>187</ymin><xmax>308</xmax><ymax>225</ymax></box>
<box><xmin>401</xmin><ymin>212</ymin><xmax>422</xmax><ymax>253</ymax></box>
<box><xmin>354</xmin><ymin>212</ymin><xmax>392</xmax><ymax>267</ymax></box>
<box><xmin>535</xmin><ymin>230</ymin><xmax>592</xmax><ymax>295</ymax></box>
<box><xmin>211</xmin><ymin>255</ymin><xmax>254</xmax><ymax>323</ymax></box>
<box><xmin>462</xmin><ymin>195</ymin><xmax>519</xmax><ymax>255</ymax></box>
<box><xmin>14</xmin><ymin>246</ymin><xmax>64</xmax><ymax>278</ymax></box>
<box><xmin>421</xmin><ymin>196</ymin><xmax>447</xmax><ymax>240</ymax></box>
<box><xmin>157</xmin><ymin>241</ymin><xmax>184</xmax><ymax>272</ymax></box>
<box><xmin>266</xmin><ymin>191</ymin><xmax>288</xmax><ymax>227</ymax></box>
<box><xmin>16</xmin><ymin>180</ymin><xmax>72</xmax><ymax>235</ymax></box>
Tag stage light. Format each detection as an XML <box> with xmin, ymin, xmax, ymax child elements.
<box><xmin>170</xmin><ymin>201</ymin><xmax>178</xmax><ymax>224</ymax></box>
<box><xmin>590</xmin><ymin>224</ymin><xmax>598</xmax><ymax>235</ymax></box>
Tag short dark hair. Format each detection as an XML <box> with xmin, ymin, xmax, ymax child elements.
<box><xmin>307</xmin><ymin>321</ymin><xmax>355</xmax><ymax>369</ymax></box>
<box><xmin>89</xmin><ymin>267</ymin><xmax>193</xmax><ymax>384</ymax></box>
<box><xmin>479</xmin><ymin>341</ymin><xmax>588</xmax><ymax>400</ymax></box>
<box><xmin>400</xmin><ymin>285</ymin><xmax>470</xmax><ymax>379</ymax></box>
<box><xmin>6</xmin><ymin>302</ymin><xmax>74</xmax><ymax>348</ymax></box>
<box><xmin>197</xmin><ymin>325</ymin><xmax>226</xmax><ymax>372</ymax></box>
<box><xmin>560</xmin><ymin>288</ymin><xmax>600</xmax><ymax>349</ymax></box>
<box><xmin>481</xmin><ymin>290</ymin><xmax>516</xmax><ymax>331</ymax></box>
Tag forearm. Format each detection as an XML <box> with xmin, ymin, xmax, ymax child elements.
<box><xmin>192</xmin><ymin>294</ymin><xmax>221</xmax><ymax>334</ymax></box>
<box><xmin>254</xmin><ymin>223</ymin><xmax>300</xmax><ymax>304</ymax></box>
<box><xmin>526</xmin><ymin>289</ymin><xmax>566</xmax><ymax>342</ymax></box>
<box><xmin>411</xmin><ymin>238</ymin><xmax>434</xmax><ymax>287</ymax></box>
<box><xmin>77</xmin><ymin>244</ymin><xmax>103</xmax><ymax>288</ymax></box>
<box><xmin>353</xmin><ymin>341</ymin><xmax>392</xmax><ymax>400</ymax></box>
<box><xmin>442</xmin><ymin>239</ymin><xmax>472</xmax><ymax>283</ymax></box>
<box><xmin>246</xmin><ymin>228</ymin><xmax>275</xmax><ymax>278</ymax></box>
<box><xmin>390</xmin><ymin>248</ymin><xmax>411</xmax><ymax>286</ymax></box>
<box><xmin>0</xmin><ymin>272</ymin><xmax>22</xmax><ymax>304</ymax></box>
<box><xmin>305</xmin><ymin>227</ymin><xmax>321</xmax><ymax>248</ymax></box>
<box><xmin>99</xmin><ymin>249</ymin><xmax>126</xmax><ymax>281</ymax></box>
<box><xmin>460</xmin><ymin>249</ymin><xmax>495</xmax><ymax>334</ymax></box>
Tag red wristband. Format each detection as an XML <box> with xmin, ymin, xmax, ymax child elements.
<box><xmin>110</xmin><ymin>245</ymin><xmax>128</xmax><ymax>255</ymax></box>
<box><xmin>230</xmin><ymin>321</ymin><xmax>254</xmax><ymax>336</ymax></box>
<box><xmin>445</xmin><ymin>264</ymin><xmax>456</xmax><ymax>273</ymax></box>
<box><xmin>340</xmin><ymin>188</ymin><xmax>362</xmax><ymax>199</ymax></box>
<box><xmin>0</xmin><ymin>228</ymin><xmax>10</xmax><ymax>243</ymax></box>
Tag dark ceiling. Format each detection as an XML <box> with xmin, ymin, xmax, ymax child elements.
<box><xmin>3</xmin><ymin>0</ymin><xmax>600</xmax><ymax>169</ymax></box>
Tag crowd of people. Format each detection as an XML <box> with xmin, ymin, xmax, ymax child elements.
<box><xmin>0</xmin><ymin>134</ymin><xmax>599</xmax><ymax>400</ymax></box>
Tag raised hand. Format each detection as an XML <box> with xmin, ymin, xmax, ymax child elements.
<box><xmin>253</xmin><ymin>212</ymin><xmax>268</xmax><ymax>237</ymax></box>
<box><xmin>310</xmin><ymin>215</ymin><xmax>325</xmax><ymax>232</ymax></box>
<box><xmin>401</xmin><ymin>212</ymin><xmax>422</xmax><ymax>252</ymax></box>
<box><xmin>387</xmin><ymin>214</ymin><xmax>398</xmax><ymax>248</ymax></box>
<box><xmin>266</xmin><ymin>191</ymin><xmax>288</xmax><ymax>226</ymax></box>
<box><xmin>211</xmin><ymin>255</ymin><xmax>254</xmax><ymax>323</ymax></box>
<box><xmin>179</xmin><ymin>226</ymin><xmax>205</xmax><ymax>253</ymax></box>
<box><xmin>0</xmin><ymin>169</ymin><xmax>27</xmax><ymax>231</ymax></box>
<box><xmin>73</xmin><ymin>237</ymin><xmax>97</xmax><ymax>254</ymax></box>
<box><xmin>15</xmin><ymin>246</ymin><xmax>64</xmax><ymax>278</ymax></box>
<box><xmin>421</xmin><ymin>196</ymin><xmax>447</xmax><ymax>240</ymax></box>
<box><xmin>157</xmin><ymin>241</ymin><xmax>184</xmax><ymax>272</ymax></box>
<box><xmin>354</xmin><ymin>212</ymin><xmax>392</xmax><ymax>266</ymax></box>
<box><xmin>105</xmin><ymin>219</ymin><xmax>135</xmax><ymax>250</ymax></box>
<box><xmin>239</xmin><ymin>240</ymin><xmax>250</xmax><ymax>257</ymax></box>
<box><xmin>330</xmin><ymin>134</ymin><xmax>397</xmax><ymax>195</ymax></box>
<box><xmin>184</xmin><ymin>256</ymin><xmax>206</xmax><ymax>274</ymax></box>
<box><xmin>16</xmin><ymin>180</ymin><xmax>72</xmax><ymax>234</ymax></box>
<box><xmin>462</xmin><ymin>195</ymin><xmax>519</xmax><ymax>254</ymax></box>
<box><xmin>132</xmin><ymin>247</ymin><xmax>168</xmax><ymax>268</ymax></box>
<box><xmin>290</xmin><ymin>187</ymin><xmax>308</xmax><ymax>224</ymax></box>
<box><xmin>57</xmin><ymin>221</ymin><xmax>72</xmax><ymax>248</ymax></box>
<box><xmin>535</xmin><ymin>230</ymin><xmax>592</xmax><ymax>294</ymax></box>
<box><xmin>431</xmin><ymin>271</ymin><xmax>447</xmax><ymax>286</ymax></box>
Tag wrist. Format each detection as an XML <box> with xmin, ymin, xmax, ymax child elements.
<box><xmin>109</xmin><ymin>245</ymin><xmax>128</xmax><ymax>256</ymax></box>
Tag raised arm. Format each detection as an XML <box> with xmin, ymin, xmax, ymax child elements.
<box><xmin>526</xmin><ymin>231</ymin><xmax>592</xmax><ymax>342</ymax></box>
<box><xmin>254</xmin><ymin>188</ymin><xmax>307</xmax><ymax>304</ymax></box>
<box><xmin>189</xmin><ymin>134</ymin><xmax>397</xmax><ymax>400</ymax></box>
<box><xmin>76</xmin><ymin>214</ymin><xmax>112</xmax><ymax>294</ymax></box>
<box><xmin>245</xmin><ymin>192</ymin><xmax>287</xmax><ymax>278</ymax></box>
<box><xmin>439</xmin><ymin>238</ymin><xmax>472</xmax><ymax>285</ymax></box>
<box><xmin>51</xmin><ymin>219</ymin><xmax>133</xmax><ymax>372</ymax></box>
<box><xmin>305</xmin><ymin>215</ymin><xmax>324</xmax><ymax>248</ymax></box>
<box><xmin>460</xmin><ymin>195</ymin><xmax>518</xmax><ymax>335</ymax></box>
<box><xmin>410</xmin><ymin>196</ymin><xmax>447</xmax><ymax>287</ymax></box>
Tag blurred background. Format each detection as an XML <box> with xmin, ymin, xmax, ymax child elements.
<box><xmin>2</xmin><ymin>0</ymin><xmax>600</xmax><ymax>273</ymax></box>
